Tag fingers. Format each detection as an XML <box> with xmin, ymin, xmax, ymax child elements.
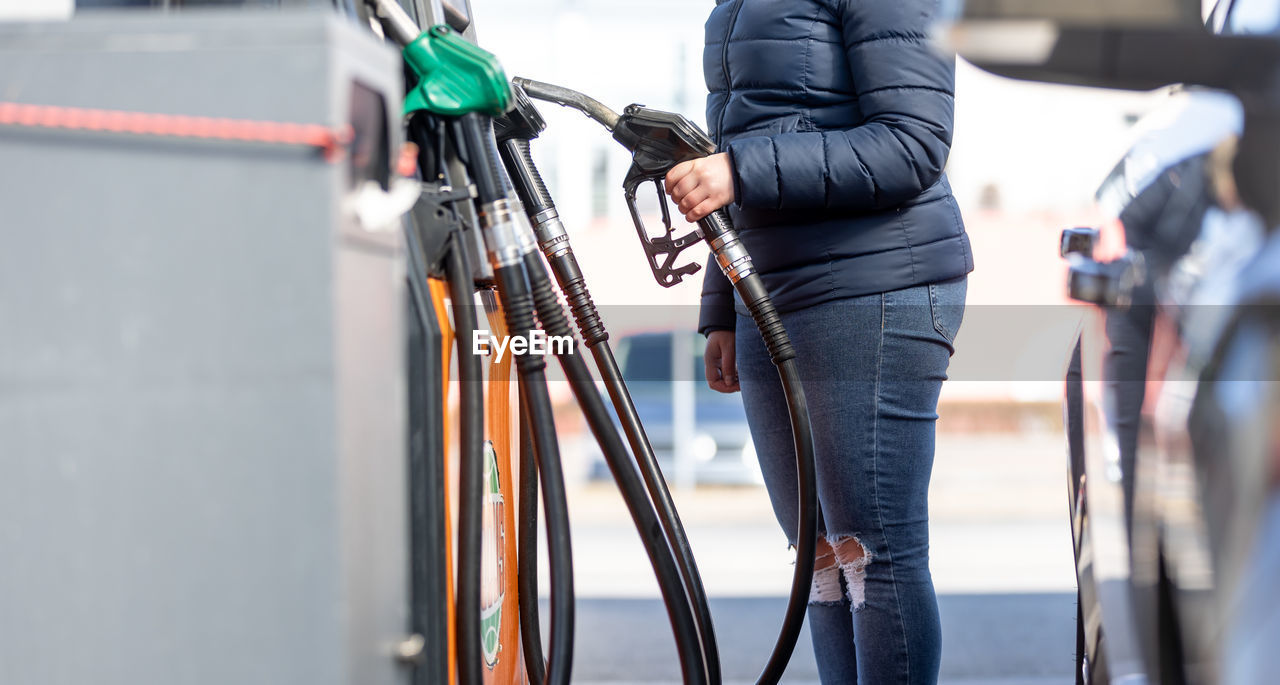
<box><xmin>685</xmin><ymin>197</ymin><xmax>720</xmax><ymax>223</ymax></box>
<box><xmin>677</xmin><ymin>187</ymin><xmax>710</xmax><ymax>216</ymax></box>
<box><xmin>704</xmin><ymin>333</ymin><xmax>740</xmax><ymax>394</ymax></box>
<box><xmin>719</xmin><ymin>334</ymin><xmax>739</xmax><ymax>392</ymax></box>
<box><xmin>704</xmin><ymin>343</ymin><xmax>720</xmax><ymax>388</ymax></box>
<box><xmin>664</xmin><ymin>153</ymin><xmax>735</xmax><ymax>225</ymax></box>
<box><xmin>669</xmin><ymin>172</ymin><xmax>701</xmax><ymax>207</ymax></box>
<box><xmin>665</xmin><ymin>160</ymin><xmax>696</xmax><ymax>193</ymax></box>
<box><xmin>1093</xmin><ymin>217</ymin><xmax>1128</xmax><ymax>263</ymax></box>
<box><xmin>708</xmin><ymin>378</ymin><xmax>738</xmax><ymax>393</ymax></box>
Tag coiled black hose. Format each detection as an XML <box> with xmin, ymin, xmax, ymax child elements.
<box><xmin>489</xmin><ymin>261</ymin><xmax>575</xmax><ymax>685</ymax></box>
<box><xmin>458</xmin><ymin>111</ymin><xmax>576</xmax><ymax>685</ymax></box>
<box><xmin>445</xmin><ymin>236</ymin><xmax>486</xmax><ymax>685</ymax></box>
<box><xmin>498</xmin><ymin>134</ymin><xmax>721</xmax><ymax>684</ymax></box>
<box><xmin>510</xmin><ymin>75</ymin><xmax>819</xmax><ymax>684</ymax></box>
<box><xmin>754</xmin><ymin>358</ymin><xmax>816</xmax><ymax>685</ymax></box>
<box><xmin>699</xmin><ymin>210</ymin><xmax>817</xmax><ymax>685</ymax></box>
<box><xmin>522</xmin><ymin>250</ymin><xmax>708</xmax><ymax>685</ymax></box>
<box><xmin>516</xmin><ymin>403</ymin><xmax>546</xmax><ymax>685</ymax></box>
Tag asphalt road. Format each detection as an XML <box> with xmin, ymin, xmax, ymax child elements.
<box><xmin>558</xmin><ymin>593</ymin><xmax>1076</xmax><ymax>684</ymax></box>
<box><xmin>535</xmin><ymin>432</ymin><xmax>1080</xmax><ymax>684</ymax></box>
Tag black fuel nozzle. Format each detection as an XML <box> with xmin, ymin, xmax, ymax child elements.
<box><xmin>1060</xmin><ymin>226</ymin><xmax>1099</xmax><ymax>258</ymax></box>
<box><xmin>494</xmin><ymin>84</ymin><xmax>547</xmax><ymax>143</ymax></box>
<box><xmin>610</xmin><ymin>105</ymin><xmax>789</xmax><ymax>360</ymax></box>
<box><xmin>610</xmin><ymin>104</ymin><xmax>728</xmax><ymax>288</ymax></box>
<box><xmin>1066</xmin><ymin>251</ymin><xmax>1145</xmax><ymax>308</ymax></box>
<box><xmin>514</xmin><ymin>81</ymin><xmax>750</xmax><ymax>291</ymax></box>
<box><xmin>495</xmin><ymin>84</ymin><xmax>554</xmax><ymax>217</ymax></box>
<box><xmin>495</xmin><ymin>85</ymin><xmax>609</xmax><ymax>347</ymax></box>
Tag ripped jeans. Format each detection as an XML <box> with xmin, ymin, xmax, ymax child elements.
<box><xmin>735</xmin><ymin>276</ymin><xmax>966</xmax><ymax>684</ymax></box>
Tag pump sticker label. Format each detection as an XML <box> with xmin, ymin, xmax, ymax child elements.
<box><xmin>480</xmin><ymin>441</ymin><xmax>505</xmax><ymax>669</ymax></box>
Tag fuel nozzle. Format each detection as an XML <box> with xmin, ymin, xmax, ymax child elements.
<box><xmin>1060</xmin><ymin>227</ymin><xmax>1099</xmax><ymax>258</ymax></box>
<box><xmin>514</xmin><ymin>79</ymin><xmax>723</xmax><ymax>288</ymax></box>
<box><xmin>1059</xmin><ymin>226</ymin><xmax>1144</xmax><ymax>307</ymax></box>
<box><xmin>495</xmin><ymin>86</ymin><xmax>609</xmax><ymax>346</ymax></box>
<box><xmin>494</xmin><ymin>85</ymin><xmax>547</xmax><ymax>142</ymax></box>
<box><xmin>607</xmin><ymin>104</ymin><xmax>725</xmax><ymax>287</ymax></box>
<box><xmin>1066</xmin><ymin>251</ymin><xmax>1145</xmax><ymax>307</ymax></box>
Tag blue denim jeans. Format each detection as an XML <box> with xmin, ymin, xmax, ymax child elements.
<box><xmin>734</xmin><ymin>276</ymin><xmax>966</xmax><ymax>684</ymax></box>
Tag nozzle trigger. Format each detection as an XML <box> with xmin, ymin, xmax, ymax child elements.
<box><xmin>623</xmin><ymin>174</ymin><xmax>703</xmax><ymax>288</ymax></box>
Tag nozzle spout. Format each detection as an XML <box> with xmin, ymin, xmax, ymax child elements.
<box><xmin>512</xmin><ymin>77</ymin><xmax>621</xmax><ymax>131</ymax></box>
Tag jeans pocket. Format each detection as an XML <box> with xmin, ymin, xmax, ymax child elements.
<box><xmin>928</xmin><ymin>276</ymin><xmax>968</xmax><ymax>349</ymax></box>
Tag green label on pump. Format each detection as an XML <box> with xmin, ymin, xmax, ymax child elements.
<box><xmin>479</xmin><ymin>441</ymin><xmax>505</xmax><ymax>669</ymax></box>
<box><xmin>403</xmin><ymin>25</ymin><xmax>512</xmax><ymax>117</ymax></box>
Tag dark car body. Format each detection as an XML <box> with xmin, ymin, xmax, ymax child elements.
<box><xmin>1063</xmin><ymin>45</ymin><xmax>1280</xmax><ymax>685</ymax></box>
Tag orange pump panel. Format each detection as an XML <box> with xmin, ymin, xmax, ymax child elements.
<box><xmin>480</xmin><ymin>291</ymin><xmax>529</xmax><ymax>684</ymax></box>
<box><xmin>427</xmin><ymin>277</ymin><xmax>457</xmax><ymax>685</ymax></box>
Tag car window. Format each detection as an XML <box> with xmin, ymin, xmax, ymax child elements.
<box><xmin>616</xmin><ymin>332</ymin><xmax>748</xmax><ymax>417</ymax></box>
<box><xmin>620</xmin><ymin>333</ymin><xmax>672</xmax><ymax>381</ymax></box>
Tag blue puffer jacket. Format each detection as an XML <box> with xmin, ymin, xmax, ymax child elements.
<box><xmin>698</xmin><ymin>0</ymin><xmax>973</xmax><ymax>334</ymax></box>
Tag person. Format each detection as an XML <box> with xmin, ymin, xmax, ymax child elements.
<box><xmin>664</xmin><ymin>0</ymin><xmax>972</xmax><ymax>682</ymax></box>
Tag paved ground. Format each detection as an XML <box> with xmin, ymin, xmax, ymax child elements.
<box><xmin>563</xmin><ymin>593</ymin><xmax>1075</xmax><ymax>684</ymax></box>
<box><xmin>536</xmin><ymin>432</ymin><xmax>1080</xmax><ymax>683</ymax></box>
<box><xmin>551</xmin><ymin>432</ymin><xmax>1077</xmax><ymax>597</ymax></box>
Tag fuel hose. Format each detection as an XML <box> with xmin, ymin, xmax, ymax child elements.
<box><xmin>515</xmin><ymin>77</ymin><xmax>820</xmax><ymax>685</ymax></box>
<box><xmin>516</xmin><ymin>401</ymin><xmax>546</xmax><ymax>685</ymax></box>
<box><xmin>521</xmin><ymin>248</ymin><xmax>709</xmax><ymax>685</ymax></box>
<box><xmin>457</xmin><ymin>113</ymin><xmax>576</xmax><ymax>685</ymax></box>
<box><xmin>701</xmin><ymin>209</ymin><xmax>818</xmax><ymax>685</ymax></box>
<box><xmin>403</xmin><ymin>108</ymin><xmax>488</xmax><ymax>685</ymax></box>
<box><xmin>469</xmin><ymin>102</ymin><xmax>705</xmax><ymax>685</ymax></box>
<box><xmin>444</xmin><ymin>231</ymin><xmax>486</xmax><ymax>685</ymax></box>
<box><xmin>498</xmin><ymin>130</ymin><xmax>722</xmax><ymax>685</ymax></box>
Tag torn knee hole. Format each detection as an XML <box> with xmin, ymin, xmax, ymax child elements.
<box><xmin>808</xmin><ymin>536</ymin><xmax>842</xmax><ymax>604</ymax></box>
<box><xmin>831</xmin><ymin>536</ymin><xmax>866</xmax><ymax>564</ymax></box>
<box><xmin>808</xmin><ymin>562</ymin><xmax>842</xmax><ymax>604</ymax></box>
<box><xmin>830</xmin><ymin>536</ymin><xmax>871</xmax><ymax>609</ymax></box>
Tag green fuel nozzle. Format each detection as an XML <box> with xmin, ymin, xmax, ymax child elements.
<box><xmin>402</xmin><ymin>25</ymin><xmax>512</xmax><ymax>118</ymax></box>
<box><xmin>364</xmin><ymin>0</ymin><xmax>510</xmax><ymax>117</ymax></box>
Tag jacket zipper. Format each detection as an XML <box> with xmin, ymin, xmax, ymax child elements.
<box><xmin>716</xmin><ymin>0</ymin><xmax>745</xmax><ymax>147</ymax></box>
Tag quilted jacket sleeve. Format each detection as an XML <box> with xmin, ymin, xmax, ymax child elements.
<box><xmin>726</xmin><ymin>0</ymin><xmax>955</xmax><ymax>212</ymax></box>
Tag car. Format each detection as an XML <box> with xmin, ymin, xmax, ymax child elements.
<box><xmin>1060</xmin><ymin>1</ymin><xmax>1280</xmax><ymax>678</ymax></box>
<box><xmin>583</xmin><ymin>330</ymin><xmax>763</xmax><ymax>487</ymax></box>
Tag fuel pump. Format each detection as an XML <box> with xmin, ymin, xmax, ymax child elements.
<box><xmin>365</xmin><ymin>2</ymin><xmax>576</xmax><ymax>684</ymax></box>
<box><xmin>511</xmin><ymin>77</ymin><xmax>821</xmax><ymax>685</ymax></box>
<box><xmin>366</xmin><ymin>3</ymin><xmax>709</xmax><ymax>684</ymax></box>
